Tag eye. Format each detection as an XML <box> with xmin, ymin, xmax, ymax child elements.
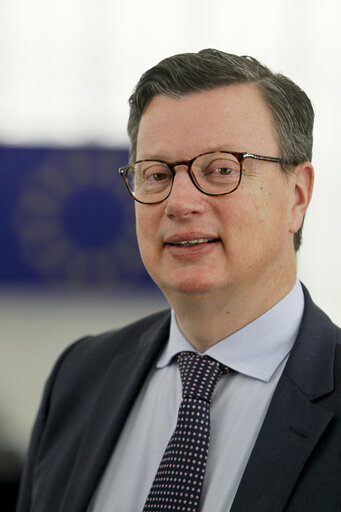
<box><xmin>205</xmin><ymin>159</ymin><xmax>240</xmax><ymax>177</ymax></box>
<box><xmin>135</xmin><ymin>162</ymin><xmax>171</xmax><ymax>181</ymax></box>
<box><xmin>211</xmin><ymin>167</ymin><xmax>234</xmax><ymax>176</ymax></box>
<box><xmin>133</xmin><ymin>161</ymin><xmax>173</xmax><ymax>193</ymax></box>
<box><xmin>146</xmin><ymin>170</ymin><xmax>170</xmax><ymax>182</ymax></box>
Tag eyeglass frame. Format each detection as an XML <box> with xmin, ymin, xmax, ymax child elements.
<box><xmin>118</xmin><ymin>150</ymin><xmax>284</xmax><ymax>205</ymax></box>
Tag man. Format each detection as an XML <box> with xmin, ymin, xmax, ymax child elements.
<box><xmin>17</xmin><ymin>49</ymin><xmax>341</xmax><ymax>511</ymax></box>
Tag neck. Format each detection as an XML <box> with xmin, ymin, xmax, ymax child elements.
<box><xmin>165</xmin><ymin>274</ymin><xmax>297</xmax><ymax>353</ymax></box>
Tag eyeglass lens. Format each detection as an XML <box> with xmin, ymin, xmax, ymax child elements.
<box><xmin>126</xmin><ymin>152</ymin><xmax>241</xmax><ymax>203</ymax></box>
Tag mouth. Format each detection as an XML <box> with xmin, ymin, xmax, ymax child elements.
<box><xmin>168</xmin><ymin>238</ymin><xmax>219</xmax><ymax>247</ymax></box>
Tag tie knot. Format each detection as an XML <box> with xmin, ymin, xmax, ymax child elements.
<box><xmin>177</xmin><ymin>351</ymin><xmax>229</xmax><ymax>403</ymax></box>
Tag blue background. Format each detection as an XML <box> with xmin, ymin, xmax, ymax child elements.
<box><xmin>0</xmin><ymin>146</ymin><xmax>154</xmax><ymax>290</ymax></box>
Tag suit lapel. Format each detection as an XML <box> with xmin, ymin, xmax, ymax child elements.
<box><xmin>231</xmin><ymin>288</ymin><xmax>337</xmax><ymax>512</ymax></box>
<box><xmin>60</xmin><ymin>311</ymin><xmax>171</xmax><ymax>512</ymax></box>
<box><xmin>230</xmin><ymin>375</ymin><xmax>333</xmax><ymax>512</ymax></box>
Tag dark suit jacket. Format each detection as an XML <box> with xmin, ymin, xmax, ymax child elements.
<box><xmin>16</xmin><ymin>287</ymin><xmax>341</xmax><ymax>511</ymax></box>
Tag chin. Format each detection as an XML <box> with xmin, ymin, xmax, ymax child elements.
<box><xmin>158</xmin><ymin>275</ymin><xmax>225</xmax><ymax>297</ymax></box>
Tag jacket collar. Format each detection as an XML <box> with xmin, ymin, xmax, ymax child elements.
<box><xmin>283</xmin><ymin>284</ymin><xmax>335</xmax><ymax>400</ymax></box>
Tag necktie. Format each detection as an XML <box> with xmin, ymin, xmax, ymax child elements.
<box><xmin>143</xmin><ymin>351</ymin><xmax>230</xmax><ymax>511</ymax></box>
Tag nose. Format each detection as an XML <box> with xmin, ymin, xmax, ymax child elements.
<box><xmin>164</xmin><ymin>167</ymin><xmax>207</xmax><ymax>220</ymax></box>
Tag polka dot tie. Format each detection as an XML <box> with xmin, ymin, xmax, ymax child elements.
<box><xmin>143</xmin><ymin>351</ymin><xmax>230</xmax><ymax>511</ymax></box>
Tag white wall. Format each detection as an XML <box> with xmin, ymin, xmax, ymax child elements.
<box><xmin>0</xmin><ymin>289</ymin><xmax>167</xmax><ymax>452</ymax></box>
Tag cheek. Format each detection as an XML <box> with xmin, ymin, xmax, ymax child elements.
<box><xmin>135</xmin><ymin>205</ymin><xmax>161</xmax><ymax>260</ymax></box>
<box><xmin>220</xmin><ymin>188</ymin><xmax>290</xmax><ymax>250</ymax></box>
<box><xmin>135</xmin><ymin>208</ymin><xmax>149</xmax><ymax>251</ymax></box>
<box><xmin>135</xmin><ymin>204</ymin><xmax>152</xmax><ymax>233</ymax></box>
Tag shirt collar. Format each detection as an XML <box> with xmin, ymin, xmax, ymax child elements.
<box><xmin>157</xmin><ymin>281</ymin><xmax>304</xmax><ymax>382</ymax></box>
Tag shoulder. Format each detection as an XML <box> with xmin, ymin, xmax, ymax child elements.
<box><xmin>36</xmin><ymin>308</ymin><xmax>171</xmax><ymax>427</ymax></box>
<box><xmin>301</xmin><ymin>283</ymin><xmax>340</xmax><ymax>342</ymax></box>
<box><xmin>51</xmin><ymin>308</ymin><xmax>171</xmax><ymax>378</ymax></box>
<box><xmin>285</xmin><ymin>285</ymin><xmax>340</xmax><ymax>393</ymax></box>
<box><xmin>296</xmin><ymin>285</ymin><xmax>341</xmax><ymax>396</ymax></box>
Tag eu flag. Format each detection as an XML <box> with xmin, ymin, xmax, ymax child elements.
<box><xmin>0</xmin><ymin>146</ymin><xmax>153</xmax><ymax>289</ymax></box>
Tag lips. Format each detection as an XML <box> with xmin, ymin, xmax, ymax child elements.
<box><xmin>164</xmin><ymin>233</ymin><xmax>220</xmax><ymax>260</ymax></box>
<box><xmin>169</xmin><ymin>238</ymin><xmax>218</xmax><ymax>247</ymax></box>
<box><xmin>164</xmin><ymin>234</ymin><xmax>220</xmax><ymax>247</ymax></box>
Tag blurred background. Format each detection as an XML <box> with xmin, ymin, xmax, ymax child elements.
<box><xmin>1</xmin><ymin>0</ymin><xmax>340</xmax><ymax>508</ymax></box>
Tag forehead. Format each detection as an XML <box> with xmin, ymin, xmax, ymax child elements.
<box><xmin>136</xmin><ymin>84</ymin><xmax>279</xmax><ymax>160</ymax></box>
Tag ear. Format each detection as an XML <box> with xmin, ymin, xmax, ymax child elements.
<box><xmin>289</xmin><ymin>162</ymin><xmax>314</xmax><ymax>234</ymax></box>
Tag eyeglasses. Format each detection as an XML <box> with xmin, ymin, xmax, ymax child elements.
<box><xmin>118</xmin><ymin>150</ymin><xmax>284</xmax><ymax>205</ymax></box>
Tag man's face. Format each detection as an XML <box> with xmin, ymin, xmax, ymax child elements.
<box><xmin>135</xmin><ymin>84</ymin><xmax>303</xmax><ymax>302</ymax></box>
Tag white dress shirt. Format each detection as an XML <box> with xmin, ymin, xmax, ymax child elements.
<box><xmin>88</xmin><ymin>281</ymin><xmax>304</xmax><ymax>512</ymax></box>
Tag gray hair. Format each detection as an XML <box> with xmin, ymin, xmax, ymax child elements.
<box><xmin>127</xmin><ymin>49</ymin><xmax>314</xmax><ymax>251</ymax></box>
